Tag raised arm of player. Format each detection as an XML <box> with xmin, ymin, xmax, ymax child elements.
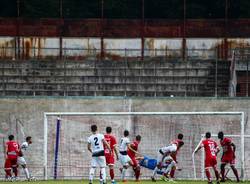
<box><xmin>128</xmin><ymin>143</ymin><xmax>140</xmax><ymax>155</ymax></box>
<box><xmin>114</xmin><ymin>145</ymin><xmax>119</xmax><ymax>160</ymax></box>
<box><xmin>4</xmin><ymin>142</ymin><xmax>8</xmax><ymax>159</ymax></box>
<box><xmin>87</xmin><ymin>142</ymin><xmax>92</xmax><ymax>154</ymax></box>
<box><xmin>231</xmin><ymin>142</ymin><xmax>236</xmax><ymax>152</ymax></box>
<box><xmin>102</xmin><ymin>139</ymin><xmax>112</xmax><ymax>152</ymax></box>
<box><xmin>194</xmin><ymin>141</ymin><xmax>203</xmax><ymax>154</ymax></box>
<box><xmin>216</xmin><ymin>145</ymin><xmax>220</xmax><ymax>155</ymax></box>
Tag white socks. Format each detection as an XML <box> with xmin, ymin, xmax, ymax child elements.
<box><xmin>24</xmin><ymin>168</ymin><xmax>30</xmax><ymax>179</ymax></box>
<box><xmin>152</xmin><ymin>167</ymin><xmax>158</xmax><ymax>178</ymax></box>
<box><xmin>100</xmin><ymin>167</ymin><xmax>106</xmax><ymax>183</ymax></box>
<box><xmin>89</xmin><ymin>167</ymin><xmax>96</xmax><ymax>183</ymax></box>
<box><xmin>89</xmin><ymin>167</ymin><xmax>106</xmax><ymax>183</ymax></box>
<box><xmin>121</xmin><ymin>168</ymin><xmax>127</xmax><ymax>180</ymax></box>
<box><xmin>164</xmin><ymin>161</ymin><xmax>176</xmax><ymax>175</ymax></box>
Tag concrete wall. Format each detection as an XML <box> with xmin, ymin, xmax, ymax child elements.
<box><xmin>0</xmin><ymin>97</ymin><xmax>250</xmax><ymax>179</ymax></box>
<box><xmin>2</xmin><ymin>37</ymin><xmax>250</xmax><ymax>60</ymax></box>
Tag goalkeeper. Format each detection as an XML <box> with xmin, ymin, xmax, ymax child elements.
<box><xmin>139</xmin><ymin>155</ymin><xmax>178</xmax><ymax>180</ymax></box>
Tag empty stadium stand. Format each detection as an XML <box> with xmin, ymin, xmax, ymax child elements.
<box><xmin>0</xmin><ymin>59</ymin><xmax>230</xmax><ymax>97</ymax></box>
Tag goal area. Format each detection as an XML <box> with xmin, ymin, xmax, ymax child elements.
<box><xmin>43</xmin><ymin>111</ymin><xmax>245</xmax><ymax>181</ymax></box>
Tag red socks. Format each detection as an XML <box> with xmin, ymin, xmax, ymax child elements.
<box><xmin>5</xmin><ymin>169</ymin><xmax>12</xmax><ymax>178</ymax></box>
<box><xmin>170</xmin><ymin>169</ymin><xmax>175</xmax><ymax>178</ymax></box>
<box><xmin>110</xmin><ymin>168</ymin><xmax>114</xmax><ymax>180</ymax></box>
<box><xmin>205</xmin><ymin>170</ymin><xmax>211</xmax><ymax>182</ymax></box>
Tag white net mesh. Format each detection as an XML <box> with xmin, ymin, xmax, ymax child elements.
<box><xmin>45</xmin><ymin>113</ymin><xmax>244</xmax><ymax>180</ymax></box>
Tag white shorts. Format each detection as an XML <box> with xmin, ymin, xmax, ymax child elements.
<box><xmin>157</xmin><ymin>152</ymin><xmax>173</xmax><ymax>164</ymax></box>
<box><xmin>119</xmin><ymin>154</ymin><xmax>131</xmax><ymax>166</ymax></box>
<box><xmin>157</xmin><ymin>152</ymin><xmax>164</xmax><ymax>164</ymax></box>
<box><xmin>17</xmin><ymin>157</ymin><xmax>27</xmax><ymax>166</ymax></box>
<box><xmin>91</xmin><ymin>156</ymin><xmax>106</xmax><ymax>168</ymax></box>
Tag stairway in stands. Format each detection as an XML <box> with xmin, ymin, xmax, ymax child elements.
<box><xmin>0</xmin><ymin>59</ymin><xmax>230</xmax><ymax>97</ymax></box>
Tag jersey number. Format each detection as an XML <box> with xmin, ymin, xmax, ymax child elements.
<box><xmin>209</xmin><ymin>143</ymin><xmax>216</xmax><ymax>156</ymax></box>
<box><xmin>94</xmin><ymin>137</ymin><xmax>99</xmax><ymax>146</ymax></box>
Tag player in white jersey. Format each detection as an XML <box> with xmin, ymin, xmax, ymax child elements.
<box><xmin>87</xmin><ymin>125</ymin><xmax>111</xmax><ymax>184</ymax></box>
<box><xmin>151</xmin><ymin>143</ymin><xmax>179</xmax><ymax>181</ymax></box>
<box><xmin>17</xmin><ymin>136</ymin><xmax>32</xmax><ymax>181</ymax></box>
<box><xmin>119</xmin><ymin>130</ymin><xmax>133</xmax><ymax>182</ymax></box>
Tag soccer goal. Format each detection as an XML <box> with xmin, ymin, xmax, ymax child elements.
<box><xmin>43</xmin><ymin>111</ymin><xmax>245</xmax><ymax>180</ymax></box>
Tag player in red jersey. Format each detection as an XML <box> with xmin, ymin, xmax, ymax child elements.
<box><xmin>104</xmin><ymin>127</ymin><xmax>119</xmax><ymax>184</ymax></box>
<box><xmin>218</xmin><ymin>131</ymin><xmax>240</xmax><ymax>182</ymax></box>
<box><xmin>127</xmin><ymin>135</ymin><xmax>142</xmax><ymax>182</ymax></box>
<box><xmin>4</xmin><ymin>135</ymin><xmax>20</xmax><ymax>181</ymax></box>
<box><xmin>170</xmin><ymin>133</ymin><xmax>184</xmax><ymax>179</ymax></box>
<box><xmin>195</xmin><ymin>132</ymin><xmax>220</xmax><ymax>184</ymax></box>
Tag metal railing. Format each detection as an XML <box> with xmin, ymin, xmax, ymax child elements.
<box><xmin>0</xmin><ymin>47</ymin><xmax>219</xmax><ymax>61</ymax></box>
<box><xmin>1</xmin><ymin>47</ymin><xmax>250</xmax><ymax>97</ymax></box>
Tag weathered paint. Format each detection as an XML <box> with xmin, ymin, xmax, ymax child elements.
<box><xmin>0</xmin><ymin>37</ymin><xmax>16</xmax><ymax>59</ymax></box>
<box><xmin>1</xmin><ymin>18</ymin><xmax>250</xmax><ymax>38</ymax></box>
<box><xmin>2</xmin><ymin>36</ymin><xmax>250</xmax><ymax>60</ymax></box>
<box><xmin>228</xmin><ymin>39</ymin><xmax>250</xmax><ymax>57</ymax></box>
<box><xmin>104</xmin><ymin>39</ymin><xmax>141</xmax><ymax>58</ymax></box>
<box><xmin>19</xmin><ymin>37</ymin><xmax>60</xmax><ymax>59</ymax></box>
<box><xmin>62</xmin><ymin>38</ymin><xmax>101</xmax><ymax>59</ymax></box>
<box><xmin>186</xmin><ymin>39</ymin><xmax>223</xmax><ymax>59</ymax></box>
<box><xmin>144</xmin><ymin>38</ymin><xmax>182</xmax><ymax>57</ymax></box>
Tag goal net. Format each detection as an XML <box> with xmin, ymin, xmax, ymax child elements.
<box><xmin>193</xmin><ymin>134</ymin><xmax>250</xmax><ymax>181</ymax></box>
<box><xmin>43</xmin><ymin>112</ymin><xmax>245</xmax><ymax>180</ymax></box>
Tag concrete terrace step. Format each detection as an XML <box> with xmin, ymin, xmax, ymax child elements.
<box><xmin>0</xmin><ymin>59</ymin><xmax>231</xmax><ymax>97</ymax></box>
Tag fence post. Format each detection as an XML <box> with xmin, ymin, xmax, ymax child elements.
<box><xmin>94</xmin><ymin>55</ymin><xmax>97</xmax><ymax>97</ymax></box>
<box><xmin>215</xmin><ymin>48</ymin><xmax>218</xmax><ymax>98</ymax></box>
<box><xmin>246</xmin><ymin>51</ymin><xmax>249</xmax><ymax>97</ymax></box>
<box><xmin>154</xmin><ymin>61</ymin><xmax>157</xmax><ymax>97</ymax></box>
<box><xmin>63</xmin><ymin>54</ymin><xmax>66</xmax><ymax>97</ymax></box>
<box><xmin>125</xmin><ymin>49</ymin><xmax>127</xmax><ymax>97</ymax></box>
<box><xmin>2</xmin><ymin>61</ymin><xmax>6</xmax><ymax>96</ymax></box>
<box><xmin>165</xmin><ymin>48</ymin><xmax>168</xmax><ymax>62</ymax></box>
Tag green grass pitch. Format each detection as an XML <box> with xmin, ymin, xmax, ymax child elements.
<box><xmin>0</xmin><ymin>180</ymin><xmax>248</xmax><ymax>184</ymax></box>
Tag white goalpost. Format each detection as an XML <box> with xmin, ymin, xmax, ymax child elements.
<box><xmin>193</xmin><ymin>134</ymin><xmax>248</xmax><ymax>181</ymax></box>
<box><xmin>43</xmin><ymin>111</ymin><xmax>245</xmax><ymax>181</ymax></box>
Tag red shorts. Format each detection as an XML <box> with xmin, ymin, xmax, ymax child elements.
<box><xmin>130</xmin><ymin>156</ymin><xmax>138</xmax><ymax>168</ymax></box>
<box><xmin>4</xmin><ymin>157</ymin><xmax>17</xmax><ymax>170</ymax></box>
<box><xmin>205</xmin><ymin>157</ymin><xmax>217</xmax><ymax>168</ymax></box>
<box><xmin>221</xmin><ymin>155</ymin><xmax>235</xmax><ymax>165</ymax></box>
<box><xmin>105</xmin><ymin>154</ymin><xmax>115</xmax><ymax>165</ymax></box>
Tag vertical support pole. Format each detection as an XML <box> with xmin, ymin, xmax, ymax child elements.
<box><xmin>183</xmin><ymin>0</ymin><xmax>187</xmax><ymax>97</ymax></box>
<box><xmin>141</xmin><ymin>0</ymin><xmax>145</xmax><ymax>61</ymax></box>
<box><xmin>43</xmin><ymin>114</ymin><xmax>48</xmax><ymax>180</ymax></box>
<box><xmin>16</xmin><ymin>0</ymin><xmax>20</xmax><ymax>60</ymax></box>
<box><xmin>59</xmin><ymin>0</ymin><xmax>63</xmax><ymax>60</ymax></box>
<box><xmin>182</xmin><ymin>0</ymin><xmax>186</xmax><ymax>61</ymax></box>
<box><xmin>225</xmin><ymin>0</ymin><xmax>228</xmax><ymax>60</ymax></box>
<box><xmin>215</xmin><ymin>48</ymin><xmax>218</xmax><ymax>97</ymax></box>
<box><xmin>124</xmin><ymin>49</ymin><xmax>127</xmax><ymax>97</ymax></box>
<box><xmin>241</xmin><ymin>112</ymin><xmax>245</xmax><ymax>181</ymax></box>
<box><xmin>54</xmin><ymin>117</ymin><xmax>61</xmax><ymax>179</ymax></box>
<box><xmin>224</xmin><ymin>38</ymin><xmax>228</xmax><ymax>60</ymax></box>
<box><xmin>182</xmin><ymin>39</ymin><xmax>186</xmax><ymax>61</ymax></box>
<box><xmin>59</xmin><ymin>38</ymin><xmax>63</xmax><ymax>61</ymax></box>
<box><xmin>246</xmin><ymin>59</ymin><xmax>249</xmax><ymax>97</ymax></box>
<box><xmin>101</xmin><ymin>0</ymin><xmax>104</xmax><ymax>60</ymax></box>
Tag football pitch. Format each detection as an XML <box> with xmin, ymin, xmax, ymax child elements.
<box><xmin>0</xmin><ymin>180</ymin><xmax>248</xmax><ymax>184</ymax></box>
